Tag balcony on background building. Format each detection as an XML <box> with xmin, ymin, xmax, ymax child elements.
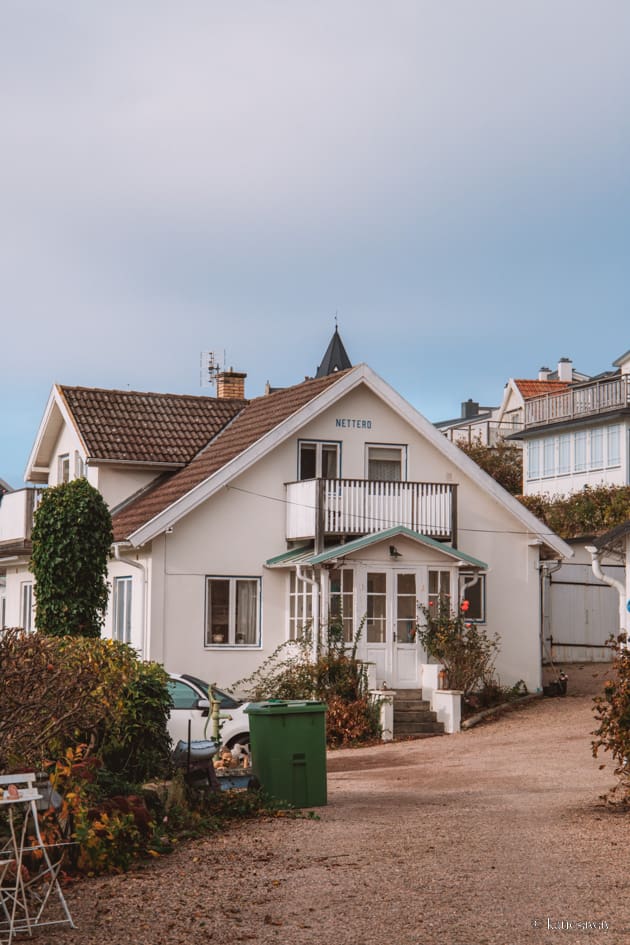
<box><xmin>0</xmin><ymin>488</ymin><xmax>45</xmax><ymax>551</ymax></box>
<box><xmin>524</xmin><ymin>375</ymin><xmax>630</xmax><ymax>429</ymax></box>
<box><xmin>286</xmin><ymin>478</ymin><xmax>457</xmax><ymax>546</ymax></box>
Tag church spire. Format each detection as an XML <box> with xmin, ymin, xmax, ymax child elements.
<box><xmin>315</xmin><ymin>326</ymin><xmax>352</xmax><ymax>378</ymax></box>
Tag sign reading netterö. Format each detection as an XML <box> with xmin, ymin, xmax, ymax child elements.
<box><xmin>335</xmin><ymin>418</ymin><xmax>372</xmax><ymax>429</ymax></box>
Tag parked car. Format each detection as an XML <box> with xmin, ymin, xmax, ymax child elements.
<box><xmin>167</xmin><ymin>673</ymin><xmax>250</xmax><ymax>752</ymax></box>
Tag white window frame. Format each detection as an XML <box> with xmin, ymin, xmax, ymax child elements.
<box><xmin>205</xmin><ymin>576</ymin><xmax>261</xmax><ymax>647</ymax></box>
<box><xmin>113</xmin><ymin>576</ymin><xmax>133</xmax><ymax>644</ymax></box>
<box><xmin>459</xmin><ymin>573</ymin><xmax>486</xmax><ymax>623</ymax></box>
<box><xmin>607</xmin><ymin>425</ymin><xmax>621</xmax><ymax>468</ymax></box>
<box><xmin>74</xmin><ymin>451</ymin><xmax>85</xmax><ymax>479</ymax></box>
<box><xmin>289</xmin><ymin>571</ymin><xmax>313</xmax><ymax>640</ymax></box>
<box><xmin>58</xmin><ymin>454</ymin><xmax>70</xmax><ymax>484</ymax></box>
<box><xmin>589</xmin><ymin>428</ymin><xmax>604</xmax><ymax>471</ymax></box>
<box><xmin>527</xmin><ymin>441</ymin><xmax>540</xmax><ymax>480</ymax></box>
<box><xmin>297</xmin><ymin>440</ymin><xmax>341</xmax><ymax>480</ymax></box>
<box><xmin>574</xmin><ymin>431</ymin><xmax>587</xmax><ymax>473</ymax></box>
<box><xmin>542</xmin><ymin>437</ymin><xmax>555</xmax><ymax>478</ymax></box>
<box><xmin>558</xmin><ymin>434</ymin><xmax>571</xmax><ymax>476</ymax></box>
<box><xmin>365</xmin><ymin>443</ymin><xmax>407</xmax><ymax>481</ymax></box>
<box><xmin>328</xmin><ymin>568</ymin><xmax>354</xmax><ymax>644</ymax></box>
<box><xmin>21</xmin><ymin>582</ymin><xmax>33</xmax><ymax>632</ymax></box>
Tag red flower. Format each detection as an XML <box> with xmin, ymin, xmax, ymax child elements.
<box><xmin>429</xmin><ymin>601</ymin><xmax>434</xmax><ymax>607</ymax></box>
<box><xmin>460</xmin><ymin>600</ymin><xmax>470</xmax><ymax>612</ymax></box>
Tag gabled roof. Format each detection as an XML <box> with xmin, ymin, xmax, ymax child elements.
<box><xmin>59</xmin><ymin>386</ymin><xmax>246</xmax><ymax>465</ymax></box>
<box><xmin>266</xmin><ymin>528</ymin><xmax>488</xmax><ymax>569</ymax></box>
<box><xmin>315</xmin><ymin>328</ymin><xmax>352</xmax><ymax>378</ymax></box>
<box><xmin>112</xmin><ymin>363</ymin><xmax>572</xmax><ymax>560</ymax></box>
<box><xmin>513</xmin><ymin>379</ymin><xmax>570</xmax><ymax>399</ymax></box>
<box><xmin>112</xmin><ymin>370</ymin><xmax>351</xmax><ymax>541</ymax></box>
<box><xmin>26</xmin><ymin>385</ymin><xmax>246</xmax><ymax>480</ymax></box>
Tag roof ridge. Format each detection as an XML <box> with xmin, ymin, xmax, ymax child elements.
<box><xmin>59</xmin><ymin>383</ymin><xmax>248</xmax><ymax>404</ymax></box>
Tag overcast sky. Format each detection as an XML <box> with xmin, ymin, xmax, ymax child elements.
<box><xmin>2</xmin><ymin>1</ymin><xmax>630</xmax><ymax>488</ymax></box>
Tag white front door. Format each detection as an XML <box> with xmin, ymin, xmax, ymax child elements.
<box><xmin>364</xmin><ymin>569</ymin><xmax>420</xmax><ymax>689</ymax></box>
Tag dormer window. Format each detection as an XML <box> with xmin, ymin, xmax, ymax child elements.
<box><xmin>298</xmin><ymin>441</ymin><xmax>340</xmax><ymax>480</ymax></box>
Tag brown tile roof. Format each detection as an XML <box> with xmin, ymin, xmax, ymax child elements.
<box><xmin>112</xmin><ymin>370</ymin><xmax>351</xmax><ymax>542</ymax></box>
<box><xmin>514</xmin><ymin>379</ymin><xmax>570</xmax><ymax>399</ymax></box>
<box><xmin>59</xmin><ymin>386</ymin><xmax>246</xmax><ymax>466</ymax></box>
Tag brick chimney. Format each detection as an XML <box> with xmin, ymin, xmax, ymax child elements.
<box><xmin>217</xmin><ymin>368</ymin><xmax>246</xmax><ymax>399</ymax></box>
<box><xmin>557</xmin><ymin>357</ymin><xmax>573</xmax><ymax>383</ymax></box>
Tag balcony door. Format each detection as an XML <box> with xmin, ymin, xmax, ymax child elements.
<box><xmin>364</xmin><ymin>569</ymin><xmax>420</xmax><ymax>688</ymax></box>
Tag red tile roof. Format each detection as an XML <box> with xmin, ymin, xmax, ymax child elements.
<box><xmin>513</xmin><ymin>380</ymin><xmax>570</xmax><ymax>399</ymax></box>
<box><xmin>59</xmin><ymin>386</ymin><xmax>246</xmax><ymax>466</ymax></box>
<box><xmin>111</xmin><ymin>370</ymin><xmax>351</xmax><ymax>541</ymax></box>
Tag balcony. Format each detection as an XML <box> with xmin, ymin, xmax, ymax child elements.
<box><xmin>524</xmin><ymin>375</ymin><xmax>630</xmax><ymax>430</ymax></box>
<box><xmin>0</xmin><ymin>488</ymin><xmax>45</xmax><ymax>550</ymax></box>
<box><xmin>286</xmin><ymin>479</ymin><xmax>456</xmax><ymax>544</ymax></box>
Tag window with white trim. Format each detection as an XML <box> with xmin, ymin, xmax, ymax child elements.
<box><xmin>289</xmin><ymin>572</ymin><xmax>313</xmax><ymax>640</ymax></box>
<box><xmin>366</xmin><ymin>572</ymin><xmax>387</xmax><ymax>643</ymax></box>
<box><xmin>113</xmin><ymin>576</ymin><xmax>133</xmax><ymax>643</ymax></box>
<box><xmin>396</xmin><ymin>572</ymin><xmax>417</xmax><ymax>643</ymax></box>
<box><xmin>75</xmin><ymin>451</ymin><xmax>85</xmax><ymax>478</ymax></box>
<box><xmin>543</xmin><ymin>437</ymin><xmax>555</xmax><ymax>478</ymax></box>
<box><xmin>459</xmin><ymin>573</ymin><xmax>486</xmax><ymax>623</ymax></box>
<box><xmin>428</xmin><ymin>569</ymin><xmax>451</xmax><ymax>611</ymax></box>
<box><xmin>366</xmin><ymin>444</ymin><xmax>406</xmax><ymax>481</ymax></box>
<box><xmin>298</xmin><ymin>441</ymin><xmax>340</xmax><ymax>480</ymax></box>
<box><xmin>607</xmin><ymin>425</ymin><xmax>621</xmax><ymax>468</ymax></box>
<box><xmin>329</xmin><ymin>568</ymin><xmax>354</xmax><ymax>643</ymax></box>
<box><xmin>574</xmin><ymin>431</ymin><xmax>587</xmax><ymax>472</ymax></box>
<box><xmin>590</xmin><ymin>428</ymin><xmax>604</xmax><ymax>470</ymax></box>
<box><xmin>558</xmin><ymin>434</ymin><xmax>571</xmax><ymax>476</ymax></box>
<box><xmin>206</xmin><ymin>577</ymin><xmax>260</xmax><ymax>646</ymax></box>
<box><xmin>58</xmin><ymin>454</ymin><xmax>70</xmax><ymax>483</ymax></box>
<box><xmin>527</xmin><ymin>441</ymin><xmax>540</xmax><ymax>480</ymax></box>
<box><xmin>21</xmin><ymin>582</ymin><xmax>33</xmax><ymax>632</ymax></box>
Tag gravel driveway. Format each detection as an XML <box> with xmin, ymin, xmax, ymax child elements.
<box><xmin>58</xmin><ymin>663</ymin><xmax>629</xmax><ymax>945</ymax></box>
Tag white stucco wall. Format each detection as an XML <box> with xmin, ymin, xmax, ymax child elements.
<box><xmin>135</xmin><ymin>383</ymin><xmax>550</xmax><ymax>693</ymax></box>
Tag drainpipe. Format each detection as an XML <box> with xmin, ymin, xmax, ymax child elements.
<box><xmin>585</xmin><ymin>546</ymin><xmax>628</xmax><ymax>649</ymax></box>
<box><xmin>296</xmin><ymin>563</ymin><xmax>320</xmax><ymax>663</ymax></box>
<box><xmin>538</xmin><ymin>559</ymin><xmax>562</xmax><ymax>664</ymax></box>
<box><xmin>113</xmin><ymin>543</ymin><xmax>147</xmax><ymax>658</ymax></box>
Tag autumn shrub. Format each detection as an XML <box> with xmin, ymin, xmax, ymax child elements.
<box><xmin>458</xmin><ymin>438</ymin><xmax>523</xmax><ymax>495</ymax></box>
<box><xmin>592</xmin><ymin>637</ymin><xmax>630</xmax><ymax>804</ymax></box>
<box><xmin>232</xmin><ymin>621</ymin><xmax>380</xmax><ymax>745</ymax></box>
<box><xmin>519</xmin><ymin>484</ymin><xmax>630</xmax><ymax>540</ymax></box>
<box><xmin>0</xmin><ymin>628</ymin><xmax>171</xmax><ymax>780</ymax></box>
<box><xmin>416</xmin><ymin>598</ymin><xmax>499</xmax><ymax>696</ymax></box>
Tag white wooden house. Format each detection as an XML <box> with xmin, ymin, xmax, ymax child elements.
<box><xmin>0</xmin><ymin>358</ymin><xmax>572</xmax><ymax>694</ymax></box>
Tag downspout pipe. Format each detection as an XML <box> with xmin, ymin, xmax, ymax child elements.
<box><xmin>585</xmin><ymin>545</ymin><xmax>628</xmax><ymax>648</ymax></box>
<box><xmin>113</xmin><ymin>543</ymin><xmax>147</xmax><ymax>658</ymax></box>
<box><xmin>296</xmin><ymin>563</ymin><xmax>320</xmax><ymax>663</ymax></box>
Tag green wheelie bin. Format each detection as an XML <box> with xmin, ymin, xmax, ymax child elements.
<box><xmin>244</xmin><ymin>700</ymin><xmax>327</xmax><ymax>808</ymax></box>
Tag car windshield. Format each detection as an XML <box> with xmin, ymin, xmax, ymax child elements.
<box><xmin>180</xmin><ymin>674</ymin><xmax>242</xmax><ymax>709</ymax></box>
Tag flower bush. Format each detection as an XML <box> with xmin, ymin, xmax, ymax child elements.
<box><xmin>592</xmin><ymin>636</ymin><xmax>630</xmax><ymax>804</ymax></box>
<box><xmin>416</xmin><ymin>597</ymin><xmax>499</xmax><ymax>697</ymax></box>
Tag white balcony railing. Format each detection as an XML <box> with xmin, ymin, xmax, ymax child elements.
<box><xmin>286</xmin><ymin>479</ymin><xmax>456</xmax><ymax>543</ymax></box>
<box><xmin>0</xmin><ymin>488</ymin><xmax>45</xmax><ymax>545</ymax></box>
<box><xmin>524</xmin><ymin>376</ymin><xmax>630</xmax><ymax>429</ymax></box>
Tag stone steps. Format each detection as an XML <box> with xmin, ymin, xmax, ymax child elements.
<box><xmin>392</xmin><ymin>689</ymin><xmax>444</xmax><ymax>737</ymax></box>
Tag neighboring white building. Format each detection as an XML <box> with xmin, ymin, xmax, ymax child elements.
<box><xmin>516</xmin><ymin>350</ymin><xmax>630</xmax><ymax>499</ymax></box>
<box><xmin>0</xmin><ymin>356</ymin><xmax>572</xmax><ymax>694</ymax></box>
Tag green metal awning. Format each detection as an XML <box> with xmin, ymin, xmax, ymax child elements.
<box><xmin>265</xmin><ymin>527</ymin><xmax>488</xmax><ymax>570</ymax></box>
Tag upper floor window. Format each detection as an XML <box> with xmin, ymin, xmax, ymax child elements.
<box><xmin>367</xmin><ymin>444</ymin><xmax>406</xmax><ymax>481</ymax></box>
<box><xmin>574</xmin><ymin>431</ymin><xmax>587</xmax><ymax>473</ymax></box>
<box><xmin>543</xmin><ymin>437</ymin><xmax>555</xmax><ymax>478</ymax></box>
<box><xmin>590</xmin><ymin>428</ymin><xmax>604</xmax><ymax>470</ymax></box>
<box><xmin>298</xmin><ymin>441</ymin><xmax>340</xmax><ymax>480</ymax></box>
<box><xmin>206</xmin><ymin>577</ymin><xmax>260</xmax><ymax>646</ymax></box>
<box><xmin>558</xmin><ymin>434</ymin><xmax>571</xmax><ymax>476</ymax></box>
<box><xmin>527</xmin><ymin>441</ymin><xmax>540</xmax><ymax>480</ymax></box>
<box><xmin>58</xmin><ymin>454</ymin><xmax>70</xmax><ymax>483</ymax></box>
<box><xmin>607</xmin><ymin>425</ymin><xmax>621</xmax><ymax>467</ymax></box>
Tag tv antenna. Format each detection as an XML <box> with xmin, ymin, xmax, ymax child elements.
<box><xmin>200</xmin><ymin>350</ymin><xmax>225</xmax><ymax>389</ymax></box>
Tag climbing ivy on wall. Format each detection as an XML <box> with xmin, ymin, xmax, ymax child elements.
<box><xmin>31</xmin><ymin>478</ymin><xmax>113</xmax><ymax>637</ymax></box>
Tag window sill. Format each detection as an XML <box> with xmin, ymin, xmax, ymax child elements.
<box><xmin>204</xmin><ymin>644</ymin><xmax>261</xmax><ymax>650</ymax></box>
